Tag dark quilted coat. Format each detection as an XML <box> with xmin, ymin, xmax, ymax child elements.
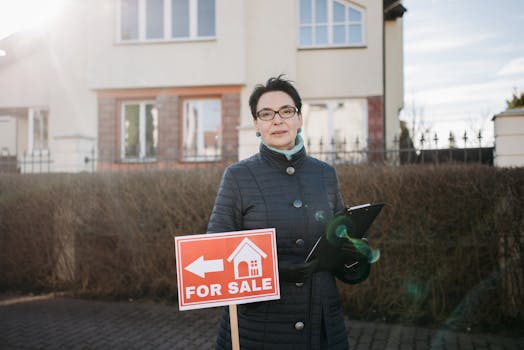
<box><xmin>208</xmin><ymin>144</ymin><xmax>370</xmax><ymax>349</ymax></box>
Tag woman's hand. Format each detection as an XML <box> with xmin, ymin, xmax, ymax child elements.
<box><xmin>340</xmin><ymin>239</ymin><xmax>369</xmax><ymax>262</ymax></box>
<box><xmin>278</xmin><ymin>260</ymin><xmax>318</xmax><ymax>283</ymax></box>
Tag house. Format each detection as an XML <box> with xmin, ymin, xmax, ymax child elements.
<box><xmin>227</xmin><ymin>237</ymin><xmax>268</xmax><ymax>279</ymax></box>
<box><xmin>0</xmin><ymin>0</ymin><xmax>406</xmax><ymax>172</ymax></box>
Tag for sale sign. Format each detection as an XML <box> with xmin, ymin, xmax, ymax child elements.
<box><xmin>175</xmin><ymin>228</ymin><xmax>280</xmax><ymax>311</ymax></box>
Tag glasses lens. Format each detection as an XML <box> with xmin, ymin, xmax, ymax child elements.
<box><xmin>257</xmin><ymin>110</ymin><xmax>275</xmax><ymax>120</ymax></box>
<box><xmin>279</xmin><ymin>107</ymin><xmax>296</xmax><ymax>119</ymax></box>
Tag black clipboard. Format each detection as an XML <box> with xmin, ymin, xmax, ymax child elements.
<box><xmin>305</xmin><ymin>202</ymin><xmax>384</xmax><ymax>263</ymax></box>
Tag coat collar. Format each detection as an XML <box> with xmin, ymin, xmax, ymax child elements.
<box><xmin>259</xmin><ymin>143</ymin><xmax>307</xmax><ymax>169</ymax></box>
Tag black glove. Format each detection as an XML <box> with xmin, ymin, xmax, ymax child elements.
<box><xmin>335</xmin><ymin>239</ymin><xmax>372</xmax><ymax>284</ymax></box>
<box><xmin>315</xmin><ymin>236</ymin><xmax>345</xmax><ymax>271</ymax></box>
<box><xmin>279</xmin><ymin>260</ymin><xmax>318</xmax><ymax>283</ymax></box>
<box><xmin>340</xmin><ymin>238</ymin><xmax>369</xmax><ymax>262</ymax></box>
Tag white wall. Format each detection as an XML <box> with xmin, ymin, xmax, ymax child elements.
<box><xmin>297</xmin><ymin>0</ymin><xmax>383</xmax><ymax>99</ymax></box>
<box><xmin>86</xmin><ymin>0</ymin><xmax>246</xmax><ymax>89</ymax></box>
<box><xmin>493</xmin><ymin>109</ymin><xmax>524</xmax><ymax>167</ymax></box>
<box><xmin>385</xmin><ymin>18</ymin><xmax>404</xmax><ymax>150</ymax></box>
<box><xmin>239</xmin><ymin>0</ymin><xmax>300</xmax><ymax>159</ymax></box>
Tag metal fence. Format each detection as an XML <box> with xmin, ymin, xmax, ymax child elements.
<box><xmin>304</xmin><ymin>130</ymin><xmax>494</xmax><ymax>166</ymax></box>
<box><xmin>0</xmin><ymin>132</ymin><xmax>495</xmax><ymax>174</ymax></box>
<box><xmin>0</xmin><ymin>150</ymin><xmax>53</xmax><ymax>174</ymax></box>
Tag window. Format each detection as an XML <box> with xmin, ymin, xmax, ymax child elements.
<box><xmin>249</xmin><ymin>260</ymin><xmax>260</xmax><ymax>276</ymax></box>
<box><xmin>301</xmin><ymin>100</ymin><xmax>367</xmax><ymax>161</ymax></box>
<box><xmin>121</xmin><ymin>101</ymin><xmax>158</xmax><ymax>160</ymax></box>
<box><xmin>28</xmin><ymin>108</ymin><xmax>49</xmax><ymax>153</ymax></box>
<box><xmin>182</xmin><ymin>99</ymin><xmax>221</xmax><ymax>162</ymax></box>
<box><xmin>299</xmin><ymin>0</ymin><xmax>364</xmax><ymax>47</ymax></box>
<box><xmin>120</xmin><ymin>0</ymin><xmax>216</xmax><ymax>42</ymax></box>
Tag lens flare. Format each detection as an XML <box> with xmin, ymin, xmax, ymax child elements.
<box><xmin>333</xmin><ymin>224</ymin><xmax>380</xmax><ymax>263</ymax></box>
<box><xmin>335</xmin><ymin>224</ymin><xmax>348</xmax><ymax>238</ymax></box>
<box><xmin>349</xmin><ymin>237</ymin><xmax>381</xmax><ymax>263</ymax></box>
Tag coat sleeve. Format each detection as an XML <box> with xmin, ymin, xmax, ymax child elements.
<box><xmin>323</xmin><ymin>163</ymin><xmax>345</xmax><ymax>214</ymax></box>
<box><xmin>207</xmin><ymin>166</ymin><xmax>243</xmax><ymax>233</ymax></box>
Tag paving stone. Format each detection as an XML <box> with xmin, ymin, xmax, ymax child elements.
<box><xmin>0</xmin><ymin>296</ymin><xmax>523</xmax><ymax>350</ymax></box>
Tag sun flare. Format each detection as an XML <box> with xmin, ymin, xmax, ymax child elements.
<box><xmin>0</xmin><ymin>0</ymin><xmax>63</xmax><ymax>40</ymax></box>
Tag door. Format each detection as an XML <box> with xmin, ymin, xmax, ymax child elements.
<box><xmin>0</xmin><ymin>116</ymin><xmax>17</xmax><ymax>156</ymax></box>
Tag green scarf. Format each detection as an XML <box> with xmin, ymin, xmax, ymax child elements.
<box><xmin>261</xmin><ymin>134</ymin><xmax>304</xmax><ymax>161</ymax></box>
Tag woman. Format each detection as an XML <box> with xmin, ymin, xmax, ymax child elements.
<box><xmin>208</xmin><ymin>76</ymin><xmax>371</xmax><ymax>349</ymax></box>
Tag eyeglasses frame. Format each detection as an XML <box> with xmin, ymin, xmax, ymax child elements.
<box><xmin>255</xmin><ymin>106</ymin><xmax>299</xmax><ymax>121</ymax></box>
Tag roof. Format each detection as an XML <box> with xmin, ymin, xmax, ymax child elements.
<box><xmin>227</xmin><ymin>238</ymin><xmax>268</xmax><ymax>262</ymax></box>
<box><xmin>492</xmin><ymin>107</ymin><xmax>524</xmax><ymax>121</ymax></box>
<box><xmin>384</xmin><ymin>0</ymin><xmax>407</xmax><ymax>20</ymax></box>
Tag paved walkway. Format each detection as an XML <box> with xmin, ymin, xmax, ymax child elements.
<box><xmin>0</xmin><ymin>294</ymin><xmax>522</xmax><ymax>350</ymax></box>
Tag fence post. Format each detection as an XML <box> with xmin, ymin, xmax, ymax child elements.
<box><xmin>433</xmin><ymin>133</ymin><xmax>439</xmax><ymax>165</ymax></box>
<box><xmin>448</xmin><ymin>132</ymin><xmax>454</xmax><ymax>162</ymax></box>
<box><xmin>477</xmin><ymin>131</ymin><xmax>482</xmax><ymax>163</ymax></box>
<box><xmin>420</xmin><ymin>134</ymin><xmax>425</xmax><ymax>164</ymax></box>
<box><xmin>463</xmin><ymin>131</ymin><xmax>468</xmax><ymax>163</ymax></box>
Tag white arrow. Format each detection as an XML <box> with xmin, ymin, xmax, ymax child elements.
<box><xmin>185</xmin><ymin>256</ymin><xmax>224</xmax><ymax>278</ymax></box>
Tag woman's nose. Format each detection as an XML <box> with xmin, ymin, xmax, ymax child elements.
<box><xmin>272</xmin><ymin>113</ymin><xmax>284</xmax><ymax>124</ymax></box>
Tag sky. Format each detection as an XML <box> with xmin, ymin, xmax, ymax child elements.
<box><xmin>401</xmin><ymin>0</ymin><xmax>524</xmax><ymax>148</ymax></box>
<box><xmin>1</xmin><ymin>0</ymin><xmax>523</xmax><ymax>148</ymax></box>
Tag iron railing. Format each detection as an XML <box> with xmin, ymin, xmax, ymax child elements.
<box><xmin>0</xmin><ymin>131</ymin><xmax>495</xmax><ymax>174</ymax></box>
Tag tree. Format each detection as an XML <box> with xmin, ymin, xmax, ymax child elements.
<box><xmin>399</xmin><ymin>120</ymin><xmax>416</xmax><ymax>164</ymax></box>
<box><xmin>506</xmin><ymin>90</ymin><xmax>524</xmax><ymax>109</ymax></box>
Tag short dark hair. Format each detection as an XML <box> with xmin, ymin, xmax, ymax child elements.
<box><xmin>248</xmin><ymin>75</ymin><xmax>302</xmax><ymax>120</ymax></box>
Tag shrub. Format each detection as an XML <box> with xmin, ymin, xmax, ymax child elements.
<box><xmin>0</xmin><ymin>164</ymin><xmax>522</xmax><ymax>333</ymax></box>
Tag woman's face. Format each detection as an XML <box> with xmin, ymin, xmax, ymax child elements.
<box><xmin>254</xmin><ymin>91</ymin><xmax>303</xmax><ymax>150</ymax></box>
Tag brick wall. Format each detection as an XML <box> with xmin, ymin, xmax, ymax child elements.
<box><xmin>222</xmin><ymin>93</ymin><xmax>240</xmax><ymax>160</ymax></box>
<box><xmin>96</xmin><ymin>87</ymin><xmax>240</xmax><ymax>171</ymax></box>
<box><xmin>97</xmin><ymin>98</ymin><xmax>117</xmax><ymax>162</ymax></box>
<box><xmin>157</xmin><ymin>95</ymin><xmax>179</xmax><ymax>160</ymax></box>
<box><xmin>367</xmin><ymin>95</ymin><xmax>384</xmax><ymax>152</ymax></box>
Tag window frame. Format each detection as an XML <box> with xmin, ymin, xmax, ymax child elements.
<box><xmin>180</xmin><ymin>97</ymin><xmax>222</xmax><ymax>163</ymax></box>
<box><xmin>120</xmin><ymin>100</ymin><xmax>158</xmax><ymax>161</ymax></box>
<box><xmin>301</xmin><ymin>99</ymin><xmax>368</xmax><ymax>158</ymax></box>
<box><xmin>298</xmin><ymin>0</ymin><xmax>366</xmax><ymax>49</ymax></box>
<box><xmin>117</xmin><ymin>0</ymin><xmax>216</xmax><ymax>43</ymax></box>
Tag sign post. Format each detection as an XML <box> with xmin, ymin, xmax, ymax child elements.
<box><xmin>174</xmin><ymin>228</ymin><xmax>280</xmax><ymax>348</ymax></box>
<box><xmin>229</xmin><ymin>304</ymin><xmax>240</xmax><ymax>350</ymax></box>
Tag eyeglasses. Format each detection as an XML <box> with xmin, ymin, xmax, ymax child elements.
<box><xmin>256</xmin><ymin>106</ymin><xmax>298</xmax><ymax>121</ymax></box>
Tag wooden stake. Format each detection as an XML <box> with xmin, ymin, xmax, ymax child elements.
<box><xmin>229</xmin><ymin>304</ymin><xmax>240</xmax><ymax>350</ymax></box>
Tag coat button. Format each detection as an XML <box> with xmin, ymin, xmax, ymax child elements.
<box><xmin>295</xmin><ymin>238</ymin><xmax>304</xmax><ymax>247</ymax></box>
<box><xmin>293</xmin><ymin>199</ymin><xmax>303</xmax><ymax>208</ymax></box>
<box><xmin>294</xmin><ymin>321</ymin><xmax>305</xmax><ymax>331</ymax></box>
<box><xmin>286</xmin><ymin>166</ymin><xmax>295</xmax><ymax>175</ymax></box>
<box><xmin>295</xmin><ymin>282</ymin><xmax>304</xmax><ymax>287</ymax></box>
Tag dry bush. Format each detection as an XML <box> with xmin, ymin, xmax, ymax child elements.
<box><xmin>0</xmin><ymin>174</ymin><xmax>71</xmax><ymax>291</ymax></box>
<box><xmin>336</xmin><ymin>164</ymin><xmax>524</xmax><ymax>333</ymax></box>
<box><xmin>0</xmin><ymin>169</ymin><xmax>222</xmax><ymax>299</ymax></box>
<box><xmin>1</xmin><ymin>164</ymin><xmax>523</xmax><ymax>334</ymax></box>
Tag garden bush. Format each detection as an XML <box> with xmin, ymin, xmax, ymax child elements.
<box><xmin>0</xmin><ymin>164</ymin><xmax>522</xmax><ymax>334</ymax></box>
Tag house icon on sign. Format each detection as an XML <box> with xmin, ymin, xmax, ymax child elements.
<box><xmin>227</xmin><ymin>238</ymin><xmax>268</xmax><ymax>279</ymax></box>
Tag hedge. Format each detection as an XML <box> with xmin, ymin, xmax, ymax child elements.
<box><xmin>0</xmin><ymin>164</ymin><xmax>522</xmax><ymax>334</ymax></box>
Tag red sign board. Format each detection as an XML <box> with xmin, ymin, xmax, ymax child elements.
<box><xmin>175</xmin><ymin>228</ymin><xmax>280</xmax><ymax>311</ymax></box>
